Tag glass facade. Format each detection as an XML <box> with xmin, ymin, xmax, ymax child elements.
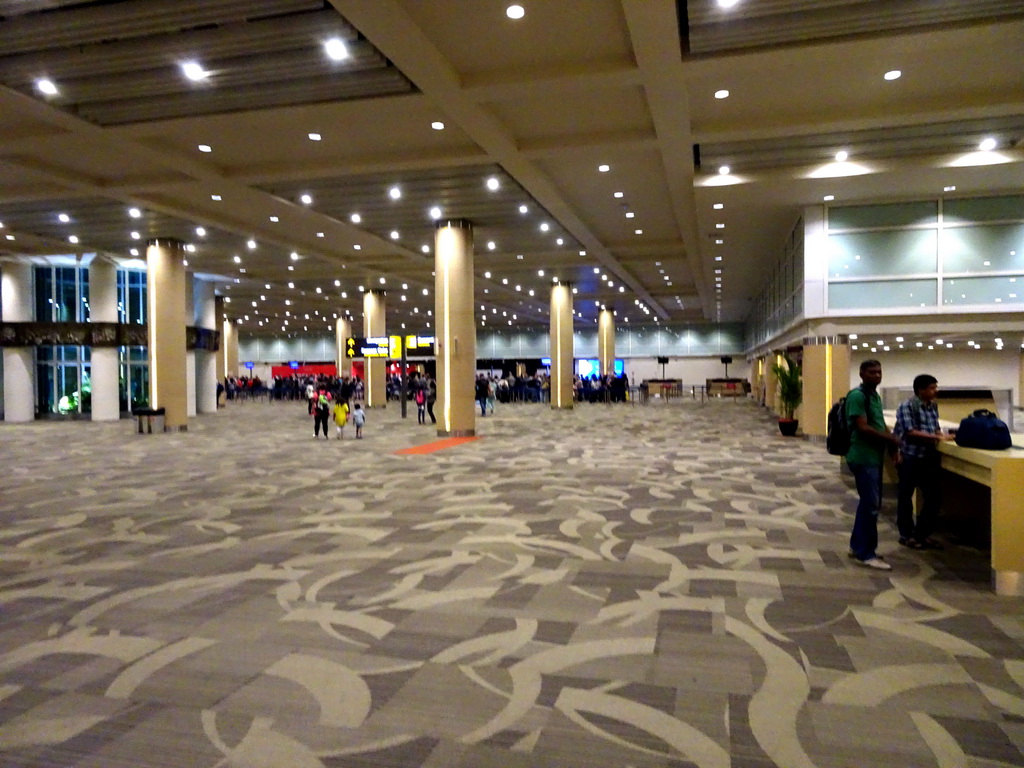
<box><xmin>37</xmin><ymin>345</ymin><xmax>91</xmax><ymax>415</ymax></box>
<box><xmin>747</xmin><ymin>216</ymin><xmax>805</xmax><ymax>347</ymax></box>
<box><xmin>824</xmin><ymin>194</ymin><xmax>1024</xmax><ymax>313</ymax></box>
<box><xmin>119</xmin><ymin>346</ymin><xmax>149</xmax><ymax>411</ymax></box>
<box><xmin>35</xmin><ymin>265</ymin><xmax>89</xmax><ymax>322</ymax></box>
<box><xmin>117</xmin><ymin>269</ymin><xmax>147</xmax><ymax>325</ymax></box>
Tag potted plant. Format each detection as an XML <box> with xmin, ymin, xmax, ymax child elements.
<box><xmin>771</xmin><ymin>354</ymin><xmax>802</xmax><ymax>436</ymax></box>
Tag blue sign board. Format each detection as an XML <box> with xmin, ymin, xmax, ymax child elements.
<box><xmin>289</xmin><ymin>361</ymin><xmax>300</xmax><ymax>369</ymax></box>
<box><xmin>244</xmin><ymin>361</ymin><xmax>255</xmax><ymax>370</ymax></box>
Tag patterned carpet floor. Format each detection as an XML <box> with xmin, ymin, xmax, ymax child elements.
<box><xmin>1</xmin><ymin>398</ymin><xmax>1022</xmax><ymax>768</ymax></box>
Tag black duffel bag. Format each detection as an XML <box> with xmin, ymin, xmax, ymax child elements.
<box><xmin>954</xmin><ymin>409</ymin><xmax>1012</xmax><ymax>450</ymax></box>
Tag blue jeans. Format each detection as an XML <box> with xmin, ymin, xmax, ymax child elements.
<box><xmin>849</xmin><ymin>462</ymin><xmax>883</xmax><ymax>560</ymax></box>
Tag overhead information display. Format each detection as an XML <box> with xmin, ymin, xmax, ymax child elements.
<box><xmin>345</xmin><ymin>335</ymin><xmax>435</xmax><ymax>358</ymax></box>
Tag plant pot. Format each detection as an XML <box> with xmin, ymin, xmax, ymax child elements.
<box><xmin>778</xmin><ymin>419</ymin><xmax>799</xmax><ymax>437</ymax></box>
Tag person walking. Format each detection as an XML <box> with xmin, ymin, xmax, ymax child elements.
<box><xmin>893</xmin><ymin>374</ymin><xmax>953</xmax><ymax>549</ymax></box>
<box><xmin>313</xmin><ymin>389</ymin><xmax>331</xmax><ymax>439</ymax></box>
<box><xmin>426</xmin><ymin>376</ymin><xmax>437</xmax><ymax>425</ymax></box>
<box><xmin>415</xmin><ymin>386</ymin><xmax>427</xmax><ymax>425</ymax></box>
<box><xmin>333</xmin><ymin>398</ymin><xmax>350</xmax><ymax>440</ymax></box>
<box><xmin>352</xmin><ymin>403</ymin><xmax>366</xmax><ymax>439</ymax></box>
<box><xmin>475</xmin><ymin>374</ymin><xmax>489</xmax><ymax>416</ymax></box>
<box><xmin>845</xmin><ymin>359</ymin><xmax>902</xmax><ymax>570</ymax></box>
<box><xmin>486</xmin><ymin>377</ymin><xmax>496</xmax><ymax>415</ymax></box>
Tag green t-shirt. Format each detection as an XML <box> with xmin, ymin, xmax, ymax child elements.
<box><xmin>845</xmin><ymin>385</ymin><xmax>885</xmax><ymax>466</ymax></box>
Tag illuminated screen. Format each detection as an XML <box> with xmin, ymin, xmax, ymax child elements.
<box><xmin>540</xmin><ymin>357</ymin><xmax>551</xmax><ymax>366</ymax></box>
<box><xmin>576</xmin><ymin>359</ymin><xmax>625</xmax><ymax>377</ymax></box>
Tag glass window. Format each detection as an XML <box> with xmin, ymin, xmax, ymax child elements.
<box><xmin>829</xmin><ymin>279</ymin><xmax>937</xmax><ymax>310</ymax></box>
<box><xmin>942</xmin><ymin>276</ymin><xmax>1024</xmax><ymax>307</ymax></box>
<box><xmin>944</xmin><ymin>195</ymin><xmax>1024</xmax><ymax>224</ymax></box>
<box><xmin>827</xmin><ymin>230</ymin><xmax>937</xmax><ymax>278</ymax></box>
<box><xmin>828</xmin><ymin>201</ymin><xmax>938</xmax><ymax>230</ymax></box>
<box><xmin>34</xmin><ymin>267</ymin><xmax>52</xmax><ymax>321</ymax></box>
<box><xmin>941</xmin><ymin>224</ymin><xmax>1024</xmax><ymax>274</ymax></box>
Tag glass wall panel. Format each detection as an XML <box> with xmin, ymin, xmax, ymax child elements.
<box><xmin>491</xmin><ymin>331</ymin><xmax>518</xmax><ymax>358</ymax></box>
<box><xmin>518</xmin><ymin>332</ymin><xmax>548</xmax><ymax>356</ymax></box>
<box><xmin>942</xmin><ymin>276</ymin><xmax>1024</xmax><ymax>307</ymax></box>
<box><xmin>941</xmin><ymin>224</ymin><xmax>1024</xmax><ymax>274</ymax></box>
<box><xmin>34</xmin><ymin>268</ymin><xmax>51</xmax><ymax>321</ymax></box>
<box><xmin>944</xmin><ymin>195</ymin><xmax>1024</xmax><ymax>224</ymax></box>
<box><xmin>828</xmin><ymin>201</ymin><xmax>938</xmax><ymax>230</ymax></box>
<box><xmin>119</xmin><ymin>346</ymin><xmax>149</xmax><ymax>411</ymax></box>
<box><xmin>690</xmin><ymin>328</ymin><xmax>719</xmax><ymax>355</ymax></box>
<box><xmin>827</xmin><ymin>230</ymin><xmax>937</xmax><ymax>278</ymax></box>
<box><xmin>574</xmin><ymin>331</ymin><xmax>597</xmax><ymax>357</ymax></box>
<box><xmin>829</xmin><ymin>279</ymin><xmax>937</xmax><ymax>310</ymax></box>
<box><xmin>629</xmin><ymin>330</ymin><xmax>659</xmax><ymax>355</ymax></box>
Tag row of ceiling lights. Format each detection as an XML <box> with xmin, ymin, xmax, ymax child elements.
<box><xmin>850</xmin><ymin>334</ymin><xmax>1016</xmax><ymax>351</ymax></box>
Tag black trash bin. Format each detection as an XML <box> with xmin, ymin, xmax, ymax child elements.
<box><xmin>133</xmin><ymin>407</ymin><xmax>166</xmax><ymax>434</ymax></box>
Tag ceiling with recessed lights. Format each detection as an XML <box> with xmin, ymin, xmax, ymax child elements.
<box><xmin>0</xmin><ymin>0</ymin><xmax>1022</xmax><ymax>337</ymax></box>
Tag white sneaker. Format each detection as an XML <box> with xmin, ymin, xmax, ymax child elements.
<box><xmin>855</xmin><ymin>557</ymin><xmax>892</xmax><ymax>571</ymax></box>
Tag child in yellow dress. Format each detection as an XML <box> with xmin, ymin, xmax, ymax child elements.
<box><xmin>333</xmin><ymin>399</ymin><xmax>350</xmax><ymax>440</ymax></box>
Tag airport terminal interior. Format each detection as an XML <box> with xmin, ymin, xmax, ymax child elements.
<box><xmin>2</xmin><ymin>2</ymin><xmax>1024</xmax><ymax>767</ymax></box>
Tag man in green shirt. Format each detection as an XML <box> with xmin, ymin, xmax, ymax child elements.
<box><xmin>845</xmin><ymin>359</ymin><xmax>902</xmax><ymax>570</ymax></box>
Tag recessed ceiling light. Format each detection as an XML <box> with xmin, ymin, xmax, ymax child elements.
<box><xmin>540</xmin><ymin>222</ymin><xmax>549</xmax><ymax>232</ymax></box>
<box><xmin>198</xmin><ymin>144</ymin><xmax>212</xmax><ymax>153</ymax></box>
<box><xmin>712</xmin><ymin>203</ymin><xmax>724</xmax><ymax>210</ymax></box>
<box><xmin>353</xmin><ymin>244</ymin><xmax>361</xmax><ymax>250</ymax></box>
<box><xmin>269</xmin><ymin>216</ymin><xmax>279</xmax><ymax>222</ymax></box>
<box><xmin>68</xmin><ymin>235</ymin><xmax>79</xmax><ymax>244</ymax></box>
<box><xmin>421</xmin><ymin>244</ymin><xmax>430</xmax><ymax>253</ymax></box>
<box><xmin>129</xmin><ymin>248</ymin><xmax>138</xmax><ymax>256</ymax></box>
<box><xmin>185</xmin><ymin>244</ymin><xmax>196</xmax><ymax>253</ymax></box>
<box><xmin>431</xmin><ymin>121</ymin><xmax>445</xmax><ymax>130</ymax></box>
<box><xmin>718</xmin><ymin>165</ymin><xmax>730</xmax><ymax>175</ymax></box>
<box><xmin>300</xmin><ymin>194</ymin><xmax>312</xmax><ymax>205</ymax></box>
<box><xmin>714</xmin><ymin>89</ymin><xmax>730</xmax><ymax>99</ymax></box>
<box><xmin>486</xmin><ymin>177</ymin><xmax>500</xmax><ymax>191</ymax></box>
<box><xmin>717</xmin><ymin>0</ymin><xmax>740</xmax><ymax>7</ymax></box>
<box><xmin>290</xmin><ymin>252</ymin><xmax>299</xmax><ymax>261</ymax></box>
<box><xmin>556</xmin><ymin>238</ymin><xmax>564</xmax><ymax>245</ymax></box>
<box><xmin>944</xmin><ymin>185</ymin><xmax>956</xmax><ymax>192</ymax></box>
<box><xmin>195</xmin><ymin>227</ymin><xmax>206</xmax><ymax>236</ymax></box>
<box><xmin>634</xmin><ymin>229</ymin><xmax>643</xmax><ymax>235</ymax></box>
<box><xmin>390</xmin><ymin>230</ymin><xmax>400</xmax><ymax>239</ymax></box>
<box><xmin>130</xmin><ymin>231</ymin><xmax>140</xmax><ymax>240</ymax></box>
<box><xmin>979</xmin><ymin>137</ymin><xmax>997</xmax><ymax>151</ymax></box>
<box><xmin>823</xmin><ymin>195</ymin><xmax>835</xmax><ymax>201</ymax></box>
<box><xmin>323</xmin><ymin>38</ymin><xmax>349</xmax><ymax>61</ymax></box>
<box><xmin>181</xmin><ymin>61</ymin><xmax>209</xmax><ymax>81</ymax></box>
<box><xmin>625</xmin><ymin>212</ymin><xmax>635</xmax><ymax>218</ymax></box>
<box><xmin>884</xmin><ymin>70</ymin><xmax>902</xmax><ymax>80</ymax></box>
<box><xmin>429</xmin><ymin>206</ymin><xmax>442</xmax><ymax>219</ymax></box>
<box><xmin>247</xmin><ymin>239</ymin><xmax>256</xmax><ymax>249</ymax></box>
<box><xmin>36</xmin><ymin>78</ymin><xmax>58</xmax><ymax>95</ymax></box>
<box><xmin>128</xmin><ymin>207</ymin><xmax>141</xmax><ymax>218</ymax></box>
<box><xmin>835</xmin><ymin>150</ymin><xmax>849</xmax><ymax>162</ymax></box>
<box><xmin>308</xmin><ymin>132</ymin><xmax>322</xmax><ymax>141</ymax></box>
<box><xmin>598</xmin><ymin>164</ymin><xmax>610</xmax><ymax>172</ymax></box>
<box><xmin>389</xmin><ymin>186</ymin><xmax>402</xmax><ymax>199</ymax></box>
<box><xmin>518</xmin><ymin>204</ymin><xmax>528</xmax><ymax>214</ymax></box>
<box><xmin>211</xmin><ymin>194</ymin><xmax>222</xmax><ymax>201</ymax></box>
<box><xmin>316</xmin><ymin>231</ymin><xmax>324</xmax><ymax>238</ymax></box>
<box><xmin>506</xmin><ymin>4</ymin><xmax>525</xmax><ymax>20</ymax></box>
<box><xmin>57</xmin><ymin>213</ymin><xmax>70</xmax><ymax>223</ymax></box>
<box><xmin>233</xmin><ymin>255</ymin><xmax>241</xmax><ymax>264</ymax></box>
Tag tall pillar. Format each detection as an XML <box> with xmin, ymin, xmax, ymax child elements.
<box><xmin>597</xmin><ymin>308</ymin><xmax>615</xmax><ymax>377</ymax></box>
<box><xmin>363</xmin><ymin>290</ymin><xmax>386</xmax><ymax>408</ymax></box>
<box><xmin>88</xmin><ymin>258</ymin><xmax>120</xmax><ymax>421</ymax></box>
<box><xmin>336</xmin><ymin>317</ymin><xmax>352</xmax><ymax>378</ymax></box>
<box><xmin>185</xmin><ymin>272</ymin><xmax>197</xmax><ymax>418</ymax></box>
<box><xmin>1</xmin><ymin>262</ymin><xmax>35</xmax><ymax>422</ymax></box>
<box><xmin>434</xmin><ymin>219</ymin><xmax>476</xmax><ymax>436</ymax></box>
<box><xmin>765</xmin><ymin>352</ymin><xmax>780</xmax><ymax>415</ymax></box>
<box><xmin>194</xmin><ymin>278</ymin><xmax>217</xmax><ymax>414</ymax></box>
<box><xmin>801</xmin><ymin>337</ymin><xmax>850</xmax><ymax>436</ymax></box>
<box><xmin>550</xmin><ymin>282</ymin><xmax>574</xmax><ymax>409</ymax></box>
<box><xmin>222</xmin><ymin>319</ymin><xmax>239</xmax><ymax>379</ymax></box>
<box><xmin>215</xmin><ymin>297</ymin><xmax>226</xmax><ymax>385</ymax></box>
<box><xmin>147</xmin><ymin>238</ymin><xmax>188</xmax><ymax>431</ymax></box>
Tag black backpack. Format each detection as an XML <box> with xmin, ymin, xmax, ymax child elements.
<box><xmin>826</xmin><ymin>397</ymin><xmax>851</xmax><ymax>456</ymax></box>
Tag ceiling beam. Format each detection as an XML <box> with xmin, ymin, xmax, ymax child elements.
<box><xmin>329</xmin><ymin>0</ymin><xmax>670</xmax><ymax>320</ymax></box>
<box><xmin>621</xmin><ymin>0</ymin><xmax>709</xmax><ymax>319</ymax></box>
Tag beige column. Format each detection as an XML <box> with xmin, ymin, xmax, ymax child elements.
<box><xmin>435</xmin><ymin>219</ymin><xmax>476</xmax><ymax>436</ymax></box>
<box><xmin>146</xmin><ymin>238</ymin><xmax>188</xmax><ymax>431</ymax></box>
<box><xmin>765</xmin><ymin>352</ymin><xmax>780</xmax><ymax>415</ymax></box>
<box><xmin>336</xmin><ymin>317</ymin><xmax>352</xmax><ymax>378</ymax></box>
<box><xmin>750</xmin><ymin>356</ymin><xmax>762</xmax><ymax>405</ymax></box>
<box><xmin>193</xmin><ymin>278</ymin><xmax>217</xmax><ymax>414</ymax></box>
<box><xmin>184</xmin><ymin>272</ymin><xmax>197</xmax><ymax>418</ymax></box>
<box><xmin>88</xmin><ymin>258</ymin><xmax>120</xmax><ymax>421</ymax></box>
<box><xmin>598</xmin><ymin>307</ymin><xmax>615</xmax><ymax>377</ymax></box>
<box><xmin>1</xmin><ymin>261</ymin><xmax>35</xmax><ymax>422</ymax></box>
<box><xmin>223</xmin><ymin>319</ymin><xmax>239</xmax><ymax>378</ymax></box>
<box><xmin>1018</xmin><ymin>351</ymin><xmax>1024</xmax><ymax>408</ymax></box>
<box><xmin>363</xmin><ymin>290</ymin><xmax>386</xmax><ymax>408</ymax></box>
<box><xmin>550</xmin><ymin>282</ymin><xmax>574</xmax><ymax>409</ymax></box>
<box><xmin>801</xmin><ymin>338</ymin><xmax>851</xmax><ymax>436</ymax></box>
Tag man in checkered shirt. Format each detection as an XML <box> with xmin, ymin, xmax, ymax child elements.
<box><xmin>893</xmin><ymin>374</ymin><xmax>955</xmax><ymax>550</ymax></box>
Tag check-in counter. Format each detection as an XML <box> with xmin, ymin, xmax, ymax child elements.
<box><xmin>880</xmin><ymin>410</ymin><xmax>1024</xmax><ymax>596</ymax></box>
<box><xmin>937</xmin><ymin>440</ymin><xmax>1024</xmax><ymax>597</ymax></box>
